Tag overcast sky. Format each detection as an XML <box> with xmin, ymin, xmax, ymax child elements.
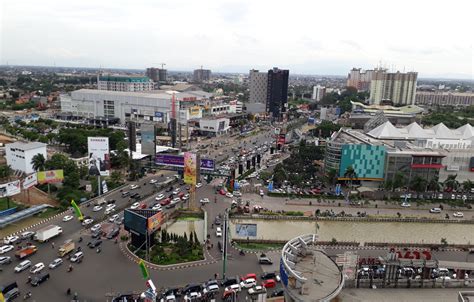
<box><xmin>1</xmin><ymin>0</ymin><xmax>472</xmax><ymax>78</ymax></box>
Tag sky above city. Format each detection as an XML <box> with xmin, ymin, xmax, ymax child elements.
<box><xmin>1</xmin><ymin>0</ymin><xmax>472</xmax><ymax>79</ymax></box>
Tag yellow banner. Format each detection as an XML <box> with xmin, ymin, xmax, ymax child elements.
<box><xmin>37</xmin><ymin>170</ymin><xmax>64</xmax><ymax>184</ymax></box>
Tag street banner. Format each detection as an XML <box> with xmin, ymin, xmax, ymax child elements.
<box><xmin>37</xmin><ymin>170</ymin><xmax>64</xmax><ymax>184</ymax></box>
<box><xmin>0</xmin><ymin>180</ymin><xmax>21</xmax><ymax>197</ymax></box>
<box><xmin>147</xmin><ymin>211</ymin><xmax>163</xmax><ymax>232</ymax></box>
<box><xmin>22</xmin><ymin>173</ymin><xmax>38</xmax><ymax>189</ymax></box>
<box><xmin>141</xmin><ymin>124</ymin><xmax>156</xmax><ymax>156</ymax></box>
<box><xmin>184</xmin><ymin>152</ymin><xmax>197</xmax><ymax>185</ymax></box>
<box><xmin>102</xmin><ymin>180</ymin><xmax>108</xmax><ymax>194</ymax></box>
<box><xmin>155</xmin><ymin>154</ymin><xmax>215</xmax><ymax>171</ymax></box>
<box><xmin>87</xmin><ymin>137</ymin><xmax>110</xmax><ymax>176</ymax></box>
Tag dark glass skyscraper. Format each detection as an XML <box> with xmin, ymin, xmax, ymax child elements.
<box><xmin>266</xmin><ymin>67</ymin><xmax>289</xmax><ymax>119</ymax></box>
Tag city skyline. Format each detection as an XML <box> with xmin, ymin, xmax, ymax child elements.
<box><xmin>1</xmin><ymin>0</ymin><xmax>473</xmax><ymax>79</ymax></box>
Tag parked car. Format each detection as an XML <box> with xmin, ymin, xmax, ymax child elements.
<box><xmin>106</xmin><ymin>228</ymin><xmax>120</xmax><ymax>239</ymax></box>
<box><xmin>48</xmin><ymin>258</ymin><xmax>63</xmax><ymax>269</ymax></box>
<box><xmin>160</xmin><ymin>198</ymin><xmax>171</xmax><ymax>206</ymax></box>
<box><xmin>221</xmin><ymin>278</ymin><xmax>239</xmax><ymax>287</ymax></box>
<box><xmin>196</xmin><ymin>183</ymin><xmax>202</xmax><ymax>188</ymax></box>
<box><xmin>31</xmin><ymin>273</ymin><xmax>50</xmax><ymax>286</ymax></box>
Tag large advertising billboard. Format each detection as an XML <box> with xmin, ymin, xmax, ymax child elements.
<box><xmin>147</xmin><ymin>212</ymin><xmax>163</xmax><ymax>232</ymax></box>
<box><xmin>0</xmin><ymin>180</ymin><xmax>21</xmax><ymax>197</ymax></box>
<box><xmin>124</xmin><ymin>209</ymin><xmax>147</xmax><ymax>235</ymax></box>
<box><xmin>22</xmin><ymin>173</ymin><xmax>38</xmax><ymax>189</ymax></box>
<box><xmin>155</xmin><ymin>154</ymin><xmax>215</xmax><ymax>171</ymax></box>
<box><xmin>235</xmin><ymin>224</ymin><xmax>257</xmax><ymax>237</ymax></box>
<box><xmin>141</xmin><ymin>124</ymin><xmax>156</xmax><ymax>156</ymax></box>
<box><xmin>184</xmin><ymin>152</ymin><xmax>198</xmax><ymax>185</ymax></box>
<box><xmin>37</xmin><ymin>170</ymin><xmax>64</xmax><ymax>184</ymax></box>
<box><xmin>87</xmin><ymin>137</ymin><xmax>110</xmax><ymax>176</ymax></box>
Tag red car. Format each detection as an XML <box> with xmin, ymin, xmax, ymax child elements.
<box><xmin>241</xmin><ymin>273</ymin><xmax>257</xmax><ymax>281</ymax></box>
<box><xmin>219</xmin><ymin>189</ymin><xmax>227</xmax><ymax>196</ymax></box>
<box><xmin>139</xmin><ymin>203</ymin><xmax>147</xmax><ymax>209</ymax></box>
<box><xmin>178</xmin><ymin>192</ymin><xmax>185</xmax><ymax>198</ymax></box>
<box><xmin>262</xmin><ymin>279</ymin><xmax>276</xmax><ymax>288</ymax></box>
<box><xmin>160</xmin><ymin>198</ymin><xmax>171</xmax><ymax>206</ymax></box>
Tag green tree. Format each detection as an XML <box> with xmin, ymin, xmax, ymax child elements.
<box><xmin>410</xmin><ymin>176</ymin><xmax>427</xmax><ymax>193</ymax></box>
<box><xmin>444</xmin><ymin>174</ymin><xmax>459</xmax><ymax>191</ymax></box>
<box><xmin>325</xmin><ymin>168</ymin><xmax>338</xmax><ymax>186</ymax></box>
<box><xmin>392</xmin><ymin>172</ymin><xmax>406</xmax><ymax>192</ymax></box>
<box><xmin>462</xmin><ymin>180</ymin><xmax>473</xmax><ymax>192</ymax></box>
<box><xmin>0</xmin><ymin>165</ymin><xmax>12</xmax><ymax>180</ymax></box>
<box><xmin>344</xmin><ymin>165</ymin><xmax>357</xmax><ymax>189</ymax></box>
<box><xmin>31</xmin><ymin>153</ymin><xmax>46</xmax><ymax>171</ymax></box>
<box><xmin>427</xmin><ymin>177</ymin><xmax>441</xmax><ymax>192</ymax></box>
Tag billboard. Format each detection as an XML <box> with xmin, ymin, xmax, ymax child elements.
<box><xmin>141</xmin><ymin>124</ymin><xmax>156</xmax><ymax>156</ymax></box>
<box><xmin>37</xmin><ymin>170</ymin><xmax>64</xmax><ymax>184</ymax></box>
<box><xmin>184</xmin><ymin>152</ymin><xmax>198</xmax><ymax>185</ymax></box>
<box><xmin>124</xmin><ymin>209</ymin><xmax>147</xmax><ymax>235</ymax></box>
<box><xmin>0</xmin><ymin>180</ymin><xmax>21</xmax><ymax>197</ymax></box>
<box><xmin>87</xmin><ymin>137</ymin><xmax>110</xmax><ymax>176</ymax></box>
<box><xmin>147</xmin><ymin>212</ymin><xmax>163</xmax><ymax>232</ymax></box>
<box><xmin>154</xmin><ymin>112</ymin><xmax>164</xmax><ymax>122</ymax></box>
<box><xmin>188</xmin><ymin>106</ymin><xmax>201</xmax><ymax>118</ymax></box>
<box><xmin>23</xmin><ymin>173</ymin><xmax>38</xmax><ymax>189</ymax></box>
<box><xmin>155</xmin><ymin>154</ymin><xmax>215</xmax><ymax>171</ymax></box>
<box><xmin>235</xmin><ymin>224</ymin><xmax>257</xmax><ymax>237</ymax></box>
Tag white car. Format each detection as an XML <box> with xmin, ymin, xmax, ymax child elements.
<box><xmin>30</xmin><ymin>262</ymin><xmax>45</xmax><ymax>274</ymax></box>
<box><xmin>149</xmin><ymin>179</ymin><xmax>158</xmax><ymax>184</ymax></box>
<box><xmin>226</xmin><ymin>192</ymin><xmax>233</xmax><ymax>198</ymax></box>
<box><xmin>453</xmin><ymin>212</ymin><xmax>464</xmax><ymax>218</ymax></box>
<box><xmin>172</xmin><ymin>188</ymin><xmax>181</xmax><ymax>195</ymax></box>
<box><xmin>49</xmin><ymin>258</ymin><xmax>63</xmax><ymax>269</ymax></box>
<box><xmin>216</xmin><ymin>227</ymin><xmax>222</xmax><ymax>237</ymax></box>
<box><xmin>152</xmin><ymin>204</ymin><xmax>162</xmax><ymax>211</ymax></box>
<box><xmin>130</xmin><ymin>184</ymin><xmax>140</xmax><ymax>190</ymax></box>
<box><xmin>155</xmin><ymin>194</ymin><xmax>165</xmax><ymax>201</ymax></box>
<box><xmin>14</xmin><ymin>260</ymin><xmax>31</xmax><ymax>272</ymax></box>
<box><xmin>225</xmin><ymin>284</ymin><xmax>241</xmax><ymax>293</ymax></box>
<box><xmin>20</xmin><ymin>231</ymin><xmax>35</xmax><ymax>240</ymax></box>
<box><xmin>240</xmin><ymin>278</ymin><xmax>256</xmax><ymax>289</ymax></box>
<box><xmin>430</xmin><ymin>208</ymin><xmax>442</xmax><ymax>213</ymax></box>
<box><xmin>0</xmin><ymin>245</ymin><xmax>14</xmax><ymax>254</ymax></box>
<box><xmin>200</xmin><ymin>198</ymin><xmax>210</xmax><ymax>204</ymax></box>
<box><xmin>3</xmin><ymin>235</ymin><xmax>19</xmax><ymax>244</ymax></box>
<box><xmin>184</xmin><ymin>292</ymin><xmax>201</xmax><ymax>301</ymax></box>
<box><xmin>233</xmin><ymin>191</ymin><xmax>242</xmax><ymax>197</ymax></box>
<box><xmin>82</xmin><ymin>218</ymin><xmax>94</xmax><ymax>226</ymax></box>
<box><xmin>92</xmin><ymin>205</ymin><xmax>103</xmax><ymax>212</ymax></box>
<box><xmin>259</xmin><ymin>189</ymin><xmax>264</xmax><ymax>196</ymax></box>
<box><xmin>109</xmin><ymin>214</ymin><xmax>120</xmax><ymax>222</ymax></box>
<box><xmin>196</xmin><ymin>183</ymin><xmax>203</xmax><ymax>188</ymax></box>
<box><xmin>203</xmin><ymin>284</ymin><xmax>220</xmax><ymax>294</ymax></box>
<box><xmin>91</xmin><ymin>224</ymin><xmax>102</xmax><ymax>233</ymax></box>
<box><xmin>182</xmin><ymin>194</ymin><xmax>189</xmax><ymax>201</ymax></box>
<box><xmin>248</xmin><ymin>285</ymin><xmax>266</xmax><ymax>295</ymax></box>
<box><xmin>171</xmin><ymin>198</ymin><xmax>181</xmax><ymax>205</ymax></box>
<box><xmin>62</xmin><ymin>215</ymin><xmax>74</xmax><ymax>222</ymax></box>
<box><xmin>0</xmin><ymin>256</ymin><xmax>12</xmax><ymax>264</ymax></box>
<box><xmin>131</xmin><ymin>202</ymin><xmax>140</xmax><ymax>209</ymax></box>
<box><xmin>401</xmin><ymin>202</ymin><xmax>411</xmax><ymax>208</ymax></box>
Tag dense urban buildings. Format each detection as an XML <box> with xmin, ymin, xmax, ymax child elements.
<box><xmin>312</xmin><ymin>85</ymin><xmax>326</xmax><ymax>101</ymax></box>
<box><xmin>369</xmin><ymin>70</ymin><xmax>418</xmax><ymax>106</ymax></box>
<box><xmin>416</xmin><ymin>91</ymin><xmax>474</xmax><ymax>107</ymax></box>
<box><xmin>145</xmin><ymin>67</ymin><xmax>167</xmax><ymax>82</ymax></box>
<box><xmin>249</xmin><ymin>69</ymin><xmax>268</xmax><ymax>103</ymax></box>
<box><xmin>346</xmin><ymin>68</ymin><xmax>379</xmax><ymax>91</ymax></box>
<box><xmin>97</xmin><ymin>74</ymin><xmax>154</xmax><ymax>92</ymax></box>
<box><xmin>193</xmin><ymin>68</ymin><xmax>211</xmax><ymax>83</ymax></box>
<box><xmin>5</xmin><ymin>142</ymin><xmax>47</xmax><ymax>174</ymax></box>
<box><xmin>266</xmin><ymin>67</ymin><xmax>289</xmax><ymax>119</ymax></box>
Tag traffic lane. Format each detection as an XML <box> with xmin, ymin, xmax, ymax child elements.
<box><xmin>243</xmin><ymin>194</ymin><xmax>472</xmax><ymax>219</ymax></box>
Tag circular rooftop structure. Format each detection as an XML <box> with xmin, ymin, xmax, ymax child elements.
<box><xmin>280</xmin><ymin>234</ymin><xmax>344</xmax><ymax>302</ymax></box>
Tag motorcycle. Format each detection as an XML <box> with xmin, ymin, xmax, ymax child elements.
<box><xmin>78</xmin><ymin>237</ymin><xmax>83</xmax><ymax>243</ymax></box>
<box><xmin>68</xmin><ymin>266</ymin><xmax>73</xmax><ymax>272</ymax></box>
<box><xmin>23</xmin><ymin>292</ymin><xmax>32</xmax><ymax>300</ymax></box>
<box><xmin>96</xmin><ymin>247</ymin><xmax>101</xmax><ymax>253</ymax></box>
<box><xmin>239</xmin><ymin>250</ymin><xmax>245</xmax><ymax>256</ymax></box>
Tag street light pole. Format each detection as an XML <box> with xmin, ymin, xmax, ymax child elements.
<box><xmin>222</xmin><ymin>208</ymin><xmax>229</xmax><ymax>279</ymax></box>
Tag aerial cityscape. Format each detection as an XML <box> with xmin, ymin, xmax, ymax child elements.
<box><xmin>0</xmin><ymin>1</ymin><xmax>473</xmax><ymax>302</ymax></box>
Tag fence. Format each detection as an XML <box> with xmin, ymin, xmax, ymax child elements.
<box><xmin>0</xmin><ymin>207</ymin><xmax>17</xmax><ymax>217</ymax></box>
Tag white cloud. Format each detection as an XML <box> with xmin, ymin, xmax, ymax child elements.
<box><xmin>0</xmin><ymin>0</ymin><xmax>472</xmax><ymax>78</ymax></box>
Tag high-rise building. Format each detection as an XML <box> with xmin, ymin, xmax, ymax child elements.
<box><xmin>312</xmin><ymin>85</ymin><xmax>326</xmax><ymax>101</ymax></box>
<box><xmin>193</xmin><ymin>68</ymin><xmax>211</xmax><ymax>83</ymax></box>
<box><xmin>347</xmin><ymin>68</ymin><xmax>379</xmax><ymax>91</ymax></box>
<box><xmin>97</xmin><ymin>74</ymin><xmax>154</xmax><ymax>92</ymax></box>
<box><xmin>249</xmin><ymin>69</ymin><xmax>268</xmax><ymax>103</ymax></box>
<box><xmin>369</xmin><ymin>70</ymin><xmax>417</xmax><ymax>105</ymax></box>
<box><xmin>146</xmin><ymin>67</ymin><xmax>167</xmax><ymax>82</ymax></box>
<box><xmin>266</xmin><ymin>67</ymin><xmax>289</xmax><ymax>119</ymax></box>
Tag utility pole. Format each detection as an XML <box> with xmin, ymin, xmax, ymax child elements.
<box><xmin>222</xmin><ymin>209</ymin><xmax>229</xmax><ymax>279</ymax></box>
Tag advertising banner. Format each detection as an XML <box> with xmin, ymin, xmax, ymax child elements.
<box><xmin>87</xmin><ymin>137</ymin><xmax>110</xmax><ymax>176</ymax></box>
<box><xmin>188</xmin><ymin>106</ymin><xmax>201</xmax><ymax>118</ymax></box>
<box><xmin>0</xmin><ymin>180</ymin><xmax>21</xmax><ymax>197</ymax></box>
<box><xmin>141</xmin><ymin>124</ymin><xmax>156</xmax><ymax>156</ymax></box>
<box><xmin>147</xmin><ymin>211</ymin><xmax>163</xmax><ymax>232</ymax></box>
<box><xmin>235</xmin><ymin>224</ymin><xmax>257</xmax><ymax>237</ymax></box>
<box><xmin>37</xmin><ymin>170</ymin><xmax>64</xmax><ymax>184</ymax></box>
<box><xmin>22</xmin><ymin>173</ymin><xmax>38</xmax><ymax>190</ymax></box>
<box><xmin>155</xmin><ymin>155</ymin><xmax>215</xmax><ymax>171</ymax></box>
<box><xmin>154</xmin><ymin>112</ymin><xmax>164</xmax><ymax>122</ymax></box>
<box><xmin>184</xmin><ymin>152</ymin><xmax>197</xmax><ymax>185</ymax></box>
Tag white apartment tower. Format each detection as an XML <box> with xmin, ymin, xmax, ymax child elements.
<box><xmin>249</xmin><ymin>69</ymin><xmax>268</xmax><ymax>103</ymax></box>
<box><xmin>369</xmin><ymin>70</ymin><xmax>418</xmax><ymax>105</ymax></box>
<box><xmin>97</xmin><ymin>74</ymin><xmax>154</xmax><ymax>92</ymax></box>
<box><xmin>312</xmin><ymin>85</ymin><xmax>326</xmax><ymax>101</ymax></box>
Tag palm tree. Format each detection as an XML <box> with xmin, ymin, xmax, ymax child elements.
<box><xmin>444</xmin><ymin>174</ymin><xmax>459</xmax><ymax>192</ymax></box>
<box><xmin>410</xmin><ymin>176</ymin><xmax>427</xmax><ymax>193</ymax></box>
<box><xmin>462</xmin><ymin>180</ymin><xmax>473</xmax><ymax>193</ymax></box>
<box><xmin>31</xmin><ymin>153</ymin><xmax>46</xmax><ymax>172</ymax></box>
<box><xmin>427</xmin><ymin>177</ymin><xmax>441</xmax><ymax>192</ymax></box>
<box><xmin>392</xmin><ymin>172</ymin><xmax>406</xmax><ymax>192</ymax></box>
<box><xmin>344</xmin><ymin>166</ymin><xmax>357</xmax><ymax>190</ymax></box>
<box><xmin>0</xmin><ymin>165</ymin><xmax>12</xmax><ymax>180</ymax></box>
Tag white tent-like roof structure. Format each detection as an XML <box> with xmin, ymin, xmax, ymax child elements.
<box><xmin>367</xmin><ymin>121</ymin><xmax>474</xmax><ymax>141</ymax></box>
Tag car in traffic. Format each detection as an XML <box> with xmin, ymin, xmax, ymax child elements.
<box><xmin>261</xmin><ymin>279</ymin><xmax>276</xmax><ymax>288</ymax></box>
<box><xmin>20</xmin><ymin>231</ymin><xmax>35</xmax><ymax>240</ymax></box>
<box><xmin>261</xmin><ymin>272</ymin><xmax>280</xmax><ymax>281</ymax></box>
<box><xmin>106</xmin><ymin>228</ymin><xmax>120</xmax><ymax>239</ymax></box>
<box><xmin>430</xmin><ymin>207</ymin><xmax>442</xmax><ymax>213</ymax></box>
<box><xmin>14</xmin><ymin>260</ymin><xmax>32</xmax><ymax>272</ymax></box>
<box><xmin>131</xmin><ymin>202</ymin><xmax>140</xmax><ymax>209</ymax></box>
<box><xmin>149</xmin><ymin>179</ymin><xmax>158</xmax><ymax>184</ymax></box>
<box><xmin>87</xmin><ymin>239</ymin><xmax>102</xmax><ymax>248</ymax></box>
<box><xmin>70</xmin><ymin>251</ymin><xmax>84</xmax><ymax>263</ymax></box>
<box><xmin>155</xmin><ymin>194</ymin><xmax>165</xmax><ymax>201</ymax></box>
<box><xmin>0</xmin><ymin>256</ymin><xmax>12</xmax><ymax>264</ymax></box>
<box><xmin>249</xmin><ymin>285</ymin><xmax>267</xmax><ymax>294</ymax></box>
<box><xmin>400</xmin><ymin>202</ymin><xmax>411</xmax><ymax>208</ymax></box>
<box><xmin>62</xmin><ymin>215</ymin><xmax>74</xmax><ymax>222</ymax></box>
<box><xmin>105</xmin><ymin>206</ymin><xmax>116</xmax><ymax>215</ymax></box>
<box><xmin>3</xmin><ymin>235</ymin><xmax>19</xmax><ymax>244</ymax></box>
<box><xmin>160</xmin><ymin>198</ymin><xmax>171</xmax><ymax>206</ymax></box>
<box><xmin>225</xmin><ymin>192</ymin><xmax>233</xmax><ymax>198</ymax></box>
<box><xmin>121</xmin><ymin>191</ymin><xmax>130</xmax><ymax>197</ymax></box>
<box><xmin>109</xmin><ymin>214</ymin><xmax>120</xmax><ymax>222</ymax></box>
<box><xmin>196</xmin><ymin>183</ymin><xmax>202</xmax><ymax>188</ymax></box>
<box><xmin>31</xmin><ymin>273</ymin><xmax>50</xmax><ymax>286</ymax></box>
<box><xmin>216</xmin><ymin>227</ymin><xmax>222</xmax><ymax>237</ymax></box>
<box><xmin>172</xmin><ymin>188</ymin><xmax>181</xmax><ymax>195</ymax></box>
<box><xmin>91</xmin><ymin>224</ymin><xmax>102</xmax><ymax>233</ymax></box>
<box><xmin>0</xmin><ymin>245</ymin><xmax>14</xmax><ymax>254</ymax></box>
<box><xmin>240</xmin><ymin>278</ymin><xmax>256</xmax><ymax>289</ymax></box>
<box><xmin>200</xmin><ymin>198</ymin><xmax>210</xmax><ymax>204</ymax></box>
<box><xmin>92</xmin><ymin>205</ymin><xmax>103</xmax><ymax>212</ymax></box>
<box><xmin>130</xmin><ymin>184</ymin><xmax>140</xmax><ymax>190</ymax></box>
<box><xmin>81</xmin><ymin>218</ymin><xmax>94</xmax><ymax>226</ymax></box>
<box><xmin>258</xmin><ymin>256</ymin><xmax>273</xmax><ymax>265</ymax></box>
<box><xmin>453</xmin><ymin>212</ymin><xmax>464</xmax><ymax>218</ymax></box>
<box><xmin>48</xmin><ymin>258</ymin><xmax>63</xmax><ymax>269</ymax></box>
<box><xmin>30</xmin><ymin>262</ymin><xmax>45</xmax><ymax>274</ymax></box>
<box><xmin>224</xmin><ymin>283</ymin><xmax>241</xmax><ymax>293</ymax></box>
<box><xmin>152</xmin><ymin>204</ymin><xmax>162</xmax><ymax>211</ymax></box>
<box><xmin>233</xmin><ymin>191</ymin><xmax>242</xmax><ymax>197</ymax></box>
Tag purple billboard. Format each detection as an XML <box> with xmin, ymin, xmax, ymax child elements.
<box><xmin>155</xmin><ymin>154</ymin><xmax>215</xmax><ymax>171</ymax></box>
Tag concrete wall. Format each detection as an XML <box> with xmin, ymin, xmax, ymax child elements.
<box><xmin>229</xmin><ymin>217</ymin><xmax>474</xmax><ymax>245</ymax></box>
